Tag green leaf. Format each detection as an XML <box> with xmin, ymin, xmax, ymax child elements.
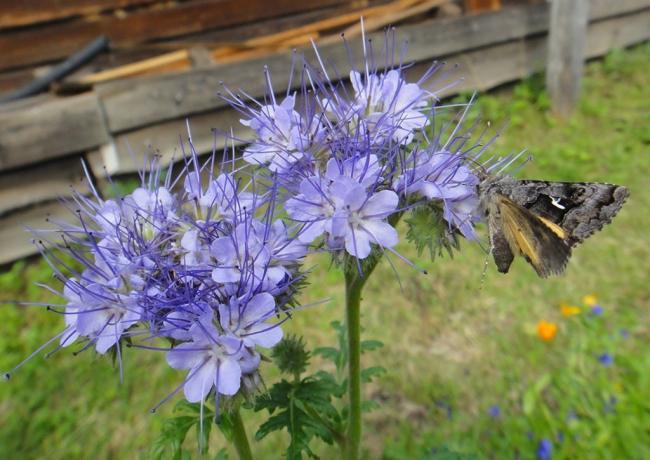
<box><xmin>312</xmin><ymin>346</ymin><xmax>339</xmax><ymax>363</ymax></box>
<box><xmin>361</xmin><ymin>366</ymin><xmax>386</xmax><ymax>382</ymax></box>
<box><xmin>360</xmin><ymin>340</ymin><xmax>384</xmax><ymax>353</ymax></box>
<box><xmin>361</xmin><ymin>400</ymin><xmax>381</xmax><ymax>413</ymax></box>
<box><xmin>150</xmin><ymin>401</ymin><xmax>217</xmax><ymax>459</ymax></box>
<box><xmin>255</xmin><ymin>373</ymin><xmax>343</xmax><ymax>458</ymax></box>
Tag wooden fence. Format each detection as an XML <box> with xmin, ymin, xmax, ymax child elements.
<box><xmin>1</xmin><ymin>0</ymin><xmax>649</xmax><ymax>265</ymax></box>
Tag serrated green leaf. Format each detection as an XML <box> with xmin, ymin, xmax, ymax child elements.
<box><xmin>361</xmin><ymin>366</ymin><xmax>386</xmax><ymax>382</ymax></box>
<box><xmin>360</xmin><ymin>340</ymin><xmax>384</xmax><ymax>352</ymax></box>
<box><xmin>254</xmin><ymin>374</ymin><xmax>343</xmax><ymax>458</ymax></box>
<box><xmin>313</xmin><ymin>346</ymin><xmax>339</xmax><ymax>362</ymax></box>
<box><xmin>361</xmin><ymin>400</ymin><xmax>381</xmax><ymax>413</ymax></box>
<box><xmin>216</xmin><ymin>411</ymin><xmax>234</xmax><ymax>441</ymax></box>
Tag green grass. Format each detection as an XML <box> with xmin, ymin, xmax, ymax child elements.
<box><xmin>1</xmin><ymin>43</ymin><xmax>649</xmax><ymax>459</ymax></box>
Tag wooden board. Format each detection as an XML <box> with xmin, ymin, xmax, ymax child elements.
<box><xmin>0</xmin><ymin>0</ymin><xmax>348</xmax><ymax>71</ymax></box>
<box><xmin>0</xmin><ymin>93</ymin><xmax>109</xmax><ymax>172</ymax></box>
<box><xmin>97</xmin><ymin>0</ymin><xmax>650</xmax><ymax>133</ymax></box>
<box><xmin>92</xmin><ymin>7</ymin><xmax>650</xmax><ymax>176</ymax></box>
<box><xmin>0</xmin><ymin>201</ymin><xmax>72</xmax><ymax>266</ymax></box>
<box><xmin>86</xmin><ymin>107</ymin><xmax>252</xmax><ymax>176</ymax></box>
<box><xmin>0</xmin><ymin>156</ymin><xmax>89</xmax><ymax>216</ymax></box>
<box><xmin>1</xmin><ymin>5</ymin><xmax>649</xmax><ymax>263</ymax></box>
<box><xmin>0</xmin><ymin>0</ymin><xmax>156</xmax><ymax>29</ymax></box>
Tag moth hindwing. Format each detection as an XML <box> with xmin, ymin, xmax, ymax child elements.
<box><xmin>479</xmin><ymin>176</ymin><xmax>629</xmax><ymax>278</ymax></box>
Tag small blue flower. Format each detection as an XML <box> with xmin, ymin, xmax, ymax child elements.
<box><xmin>488</xmin><ymin>404</ymin><xmax>501</xmax><ymax>418</ymax></box>
<box><xmin>536</xmin><ymin>439</ymin><xmax>553</xmax><ymax>460</ymax></box>
<box><xmin>598</xmin><ymin>353</ymin><xmax>614</xmax><ymax>367</ymax></box>
<box><xmin>619</xmin><ymin>328</ymin><xmax>629</xmax><ymax>339</ymax></box>
<box><xmin>590</xmin><ymin>304</ymin><xmax>604</xmax><ymax>315</ymax></box>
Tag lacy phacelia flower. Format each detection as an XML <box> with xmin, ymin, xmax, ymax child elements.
<box><xmin>395</xmin><ymin>151</ymin><xmax>480</xmax><ymax>239</ymax></box>
<box><xmin>285</xmin><ymin>170</ymin><xmax>399</xmax><ymax>258</ymax></box>
<box><xmin>241</xmin><ymin>95</ymin><xmax>325</xmax><ymax>172</ymax></box>
<box><xmin>347</xmin><ymin>69</ymin><xmax>430</xmax><ymax>144</ymax></box>
<box><xmin>6</xmin><ymin>152</ymin><xmax>306</xmax><ymax>410</ymax></box>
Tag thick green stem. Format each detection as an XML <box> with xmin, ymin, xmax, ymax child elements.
<box><xmin>231</xmin><ymin>407</ymin><xmax>254</xmax><ymax>460</ymax></box>
<box><xmin>343</xmin><ymin>254</ymin><xmax>381</xmax><ymax>460</ymax></box>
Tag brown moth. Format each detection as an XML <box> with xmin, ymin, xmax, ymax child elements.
<box><xmin>478</xmin><ymin>175</ymin><xmax>629</xmax><ymax>277</ymax></box>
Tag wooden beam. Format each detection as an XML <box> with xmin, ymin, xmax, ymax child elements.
<box><xmin>1</xmin><ymin>5</ymin><xmax>649</xmax><ymax>263</ymax></box>
<box><xmin>0</xmin><ymin>0</ymin><xmax>155</xmax><ymax>29</ymax></box>
<box><xmin>0</xmin><ymin>201</ymin><xmax>71</xmax><ymax>266</ymax></box>
<box><xmin>0</xmin><ymin>156</ymin><xmax>89</xmax><ymax>216</ymax></box>
<box><xmin>86</xmin><ymin>107</ymin><xmax>251</xmax><ymax>176</ymax></box>
<box><xmin>546</xmin><ymin>0</ymin><xmax>589</xmax><ymax>116</ymax></box>
<box><xmin>92</xmin><ymin>7</ymin><xmax>650</xmax><ymax>176</ymax></box>
<box><xmin>0</xmin><ymin>0</ymin><xmax>347</xmax><ymax>71</ymax></box>
<box><xmin>0</xmin><ymin>93</ymin><xmax>109</xmax><ymax>172</ymax></box>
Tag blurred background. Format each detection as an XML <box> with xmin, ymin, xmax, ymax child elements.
<box><xmin>0</xmin><ymin>0</ymin><xmax>648</xmax><ymax>458</ymax></box>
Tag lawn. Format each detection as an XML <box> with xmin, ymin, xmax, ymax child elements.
<box><xmin>1</xmin><ymin>43</ymin><xmax>648</xmax><ymax>459</ymax></box>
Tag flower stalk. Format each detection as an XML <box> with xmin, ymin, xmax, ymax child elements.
<box><xmin>343</xmin><ymin>253</ymin><xmax>381</xmax><ymax>460</ymax></box>
<box><xmin>231</xmin><ymin>407</ymin><xmax>254</xmax><ymax>460</ymax></box>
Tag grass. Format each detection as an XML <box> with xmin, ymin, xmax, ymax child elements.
<box><xmin>1</xmin><ymin>42</ymin><xmax>649</xmax><ymax>459</ymax></box>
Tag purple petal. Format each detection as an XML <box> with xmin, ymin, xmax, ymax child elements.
<box><xmin>216</xmin><ymin>358</ymin><xmax>241</xmax><ymax>396</ymax></box>
<box><xmin>361</xmin><ymin>220</ymin><xmax>399</xmax><ymax>248</ymax></box>
<box><xmin>345</xmin><ymin>229</ymin><xmax>371</xmax><ymax>259</ymax></box>
<box><xmin>362</xmin><ymin>190</ymin><xmax>398</xmax><ymax>217</ymax></box>
<box><xmin>184</xmin><ymin>361</ymin><xmax>216</xmax><ymax>402</ymax></box>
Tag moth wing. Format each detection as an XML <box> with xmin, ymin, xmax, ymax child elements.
<box><xmin>499</xmin><ymin>181</ymin><xmax>629</xmax><ymax>247</ymax></box>
<box><xmin>497</xmin><ymin>195</ymin><xmax>572</xmax><ymax>278</ymax></box>
<box><xmin>486</xmin><ymin>207</ymin><xmax>515</xmax><ymax>274</ymax></box>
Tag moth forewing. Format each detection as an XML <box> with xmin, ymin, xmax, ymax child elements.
<box><xmin>494</xmin><ymin>195</ymin><xmax>571</xmax><ymax>278</ymax></box>
<box><xmin>478</xmin><ymin>175</ymin><xmax>628</xmax><ymax>278</ymax></box>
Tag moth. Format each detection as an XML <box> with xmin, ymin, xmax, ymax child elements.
<box><xmin>478</xmin><ymin>175</ymin><xmax>629</xmax><ymax>277</ymax></box>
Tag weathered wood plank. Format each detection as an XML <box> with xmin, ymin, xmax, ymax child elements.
<box><xmin>86</xmin><ymin>107</ymin><xmax>252</xmax><ymax>176</ymax></box>
<box><xmin>2</xmin><ymin>7</ymin><xmax>648</xmax><ymax>264</ymax></box>
<box><xmin>98</xmin><ymin>0</ymin><xmax>650</xmax><ymax>133</ymax></box>
<box><xmin>0</xmin><ymin>93</ymin><xmax>109</xmax><ymax>172</ymax></box>
<box><xmin>92</xmin><ymin>7</ymin><xmax>650</xmax><ymax>175</ymax></box>
<box><xmin>0</xmin><ymin>0</ymin><xmax>348</xmax><ymax>71</ymax></box>
<box><xmin>0</xmin><ymin>156</ymin><xmax>89</xmax><ymax>216</ymax></box>
<box><xmin>437</xmin><ymin>6</ymin><xmax>650</xmax><ymax>96</ymax></box>
<box><xmin>0</xmin><ymin>201</ymin><xmax>74</xmax><ymax>266</ymax></box>
<box><xmin>546</xmin><ymin>0</ymin><xmax>589</xmax><ymax>116</ymax></box>
<box><xmin>0</xmin><ymin>0</ymin><xmax>155</xmax><ymax>29</ymax></box>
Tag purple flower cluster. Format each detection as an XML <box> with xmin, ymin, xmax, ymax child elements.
<box><xmin>8</xmin><ymin>26</ymin><xmax>489</xmax><ymax>409</ymax></box>
<box><xmin>227</xmin><ymin>34</ymin><xmax>482</xmax><ymax>259</ymax></box>
<box><xmin>9</xmin><ymin>155</ymin><xmax>306</xmax><ymax>406</ymax></box>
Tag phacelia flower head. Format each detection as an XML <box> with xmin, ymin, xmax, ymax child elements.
<box><xmin>6</xmin><ymin>147</ymin><xmax>308</xmax><ymax>410</ymax></box>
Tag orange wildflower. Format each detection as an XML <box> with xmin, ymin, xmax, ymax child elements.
<box><xmin>583</xmin><ymin>294</ymin><xmax>598</xmax><ymax>306</ymax></box>
<box><xmin>560</xmin><ymin>302</ymin><xmax>581</xmax><ymax>317</ymax></box>
<box><xmin>537</xmin><ymin>320</ymin><xmax>558</xmax><ymax>342</ymax></box>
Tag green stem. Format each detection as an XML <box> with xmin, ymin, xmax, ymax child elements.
<box><xmin>343</xmin><ymin>254</ymin><xmax>381</xmax><ymax>460</ymax></box>
<box><xmin>231</xmin><ymin>407</ymin><xmax>254</xmax><ymax>460</ymax></box>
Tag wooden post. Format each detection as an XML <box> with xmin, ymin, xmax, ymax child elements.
<box><xmin>546</xmin><ymin>0</ymin><xmax>589</xmax><ymax>116</ymax></box>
